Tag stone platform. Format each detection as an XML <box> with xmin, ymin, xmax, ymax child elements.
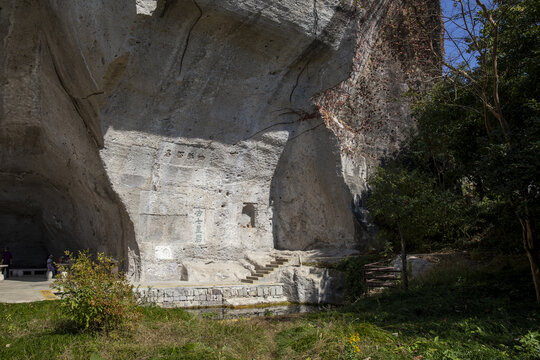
<box><xmin>137</xmin><ymin>283</ymin><xmax>287</xmax><ymax>308</ymax></box>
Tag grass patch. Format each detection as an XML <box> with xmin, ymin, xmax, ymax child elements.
<box><xmin>0</xmin><ymin>254</ymin><xmax>538</xmax><ymax>359</ymax></box>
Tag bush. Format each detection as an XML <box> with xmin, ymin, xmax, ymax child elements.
<box><xmin>336</xmin><ymin>255</ymin><xmax>382</xmax><ymax>302</ymax></box>
<box><xmin>53</xmin><ymin>250</ymin><xmax>142</xmax><ymax>332</ymax></box>
<box><xmin>515</xmin><ymin>331</ymin><xmax>540</xmax><ymax>360</ymax></box>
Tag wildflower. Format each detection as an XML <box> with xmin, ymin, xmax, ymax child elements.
<box><xmin>348</xmin><ymin>333</ymin><xmax>361</xmax><ymax>353</ymax></box>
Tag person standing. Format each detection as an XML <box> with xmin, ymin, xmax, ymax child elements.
<box><xmin>1</xmin><ymin>247</ymin><xmax>13</xmax><ymax>279</ymax></box>
<box><xmin>46</xmin><ymin>254</ymin><xmax>56</xmax><ymax>278</ymax></box>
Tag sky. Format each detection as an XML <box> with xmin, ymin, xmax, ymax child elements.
<box><xmin>440</xmin><ymin>0</ymin><xmax>491</xmax><ymax>69</ymax></box>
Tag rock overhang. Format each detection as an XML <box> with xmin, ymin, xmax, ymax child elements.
<box><xmin>137</xmin><ymin>0</ymin><xmax>358</xmax><ymax>50</ymax></box>
<box><xmin>1</xmin><ymin>0</ymin><xmax>442</xmax><ymax>287</ymax></box>
<box><xmin>202</xmin><ymin>0</ymin><xmax>357</xmax><ymax>49</ymax></box>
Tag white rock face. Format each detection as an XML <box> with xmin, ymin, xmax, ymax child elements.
<box><xmin>0</xmin><ymin>0</ymin><xmax>440</xmax><ymax>284</ymax></box>
<box><xmin>136</xmin><ymin>0</ymin><xmax>158</xmax><ymax>16</ymax></box>
<box><xmin>99</xmin><ymin>0</ymin><xmax>360</xmax><ymax>281</ymax></box>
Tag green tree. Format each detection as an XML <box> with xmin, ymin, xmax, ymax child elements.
<box><xmin>371</xmin><ymin>0</ymin><xmax>540</xmax><ymax>303</ymax></box>
<box><xmin>392</xmin><ymin>0</ymin><xmax>539</xmax><ymax>301</ymax></box>
<box><xmin>367</xmin><ymin>166</ymin><xmax>459</xmax><ymax>289</ymax></box>
<box><xmin>484</xmin><ymin>0</ymin><xmax>540</xmax><ymax>302</ymax></box>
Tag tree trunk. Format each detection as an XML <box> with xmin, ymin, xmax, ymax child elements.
<box><xmin>525</xmin><ymin>249</ymin><xmax>540</xmax><ymax>304</ymax></box>
<box><xmin>398</xmin><ymin>221</ymin><xmax>408</xmax><ymax>291</ymax></box>
<box><xmin>520</xmin><ymin>213</ymin><xmax>540</xmax><ymax>303</ymax></box>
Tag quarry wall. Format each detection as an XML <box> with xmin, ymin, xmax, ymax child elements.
<box><xmin>0</xmin><ymin>0</ymin><xmax>441</xmax><ymax>286</ymax></box>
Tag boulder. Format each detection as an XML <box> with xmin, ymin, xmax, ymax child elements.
<box><xmin>393</xmin><ymin>255</ymin><xmax>438</xmax><ymax>278</ymax></box>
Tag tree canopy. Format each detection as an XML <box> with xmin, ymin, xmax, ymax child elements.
<box><xmin>367</xmin><ymin>0</ymin><xmax>540</xmax><ymax>301</ymax></box>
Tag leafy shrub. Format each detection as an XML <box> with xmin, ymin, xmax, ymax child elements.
<box><xmin>53</xmin><ymin>250</ymin><xmax>142</xmax><ymax>332</ymax></box>
<box><xmin>515</xmin><ymin>331</ymin><xmax>540</xmax><ymax>360</ymax></box>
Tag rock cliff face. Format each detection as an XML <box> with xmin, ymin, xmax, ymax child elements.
<box><xmin>0</xmin><ymin>0</ymin><xmax>139</xmax><ymax>271</ymax></box>
<box><xmin>0</xmin><ymin>0</ymin><xmax>440</xmax><ymax>282</ymax></box>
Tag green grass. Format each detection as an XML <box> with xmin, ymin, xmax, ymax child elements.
<box><xmin>0</xmin><ymin>255</ymin><xmax>538</xmax><ymax>359</ymax></box>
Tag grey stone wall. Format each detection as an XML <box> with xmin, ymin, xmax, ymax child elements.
<box><xmin>138</xmin><ymin>284</ymin><xmax>286</xmax><ymax>308</ymax></box>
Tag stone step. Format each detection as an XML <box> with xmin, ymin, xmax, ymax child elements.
<box><xmin>365</xmin><ymin>274</ymin><xmax>398</xmax><ymax>280</ymax></box>
<box><xmin>254</xmin><ymin>268</ymin><xmax>271</xmax><ymax>274</ymax></box>
<box><xmin>254</xmin><ymin>271</ymin><xmax>271</xmax><ymax>277</ymax></box>
<box><xmin>365</xmin><ymin>272</ymin><xmax>398</xmax><ymax>280</ymax></box>
<box><xmin>364</xmin><ymin>266</ymin><xmax>399</xmax><ymax>272</ymax></box>
<box><xmin>240</xmin><ymin>256</ymin><xmax>291</xmax><ymax>284</ymax></box>
<box><xmin>365</xmin><ymin>279</ymin><xmax>396</xmax><ymax>287</ymax></box>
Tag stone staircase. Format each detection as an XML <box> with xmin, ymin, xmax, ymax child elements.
<box><xmin>240</xmin><ymin>256</ymin><xmax>289</xmax><ymax>284</ymax></box>
<box><xmin>363</xmin><ymin>261</ymin><xmax>400</xmax><ymax>293</ymax></box>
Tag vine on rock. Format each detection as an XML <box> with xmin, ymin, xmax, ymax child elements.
<box><xmin>315</xmin><ymin>0</ymin><xmax>442</xmax><ymax>169</ymax></box>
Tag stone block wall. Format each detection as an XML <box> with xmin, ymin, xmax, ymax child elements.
<box><xmin>137</xmin><ymin>284</ymin><xmax>287</xmax><ymax>308</ymax></box>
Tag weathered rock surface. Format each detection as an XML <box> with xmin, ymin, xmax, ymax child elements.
<box><xmin>0</xmin><ymin>0</ymin><xmax>440</xmax><ymax>287</ymax></box>
<box><xmin>0</xmin><ymin>0</ymin><xmax>139</xmax><ymax>273</ymax></box>
<box><xmin>280</xmin><ymin>266</ymin><xmax>345</xmax><ymax>304</ymax></box>
<box><xmin>393</xmin><ymin>255</ymin><xmax>439</xmax><ymax>278</ymax></box>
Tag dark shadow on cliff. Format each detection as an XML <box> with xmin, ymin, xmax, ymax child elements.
<box><xmin>269</xmin><ymin>123</ymin><xmax>362</xmax><ymax>253</ymax></box>
<box><xmin>0</xmin><ymin>0</ymin><xmax>141</xmax><ymax>277</ymax></box>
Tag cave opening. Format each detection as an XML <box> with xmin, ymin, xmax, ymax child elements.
<box><xmin>0</xmin><ymin>212</ymin><xmax>49</xmax><ymax>267</ymax></box>
<box><xmin>0</xmin><ymin>202</ymin><xmax>80</xmax><ymax>269</ymax></box>
<box><xmin>241</xmin><ymin>203</ymin><xmax>256</xmax><ymax>228</ymax></box>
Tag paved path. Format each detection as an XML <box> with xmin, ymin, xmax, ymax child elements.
<box><xmin>0</xmin><ymin>277</ymin><xmax>56</xmax><ymax>303</ymax></box>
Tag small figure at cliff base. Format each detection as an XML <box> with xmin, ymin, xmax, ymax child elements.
<box><xmin>1</xmin><ymin>247</ymin><xmax>13</xmax><ymax>279</ymax></box>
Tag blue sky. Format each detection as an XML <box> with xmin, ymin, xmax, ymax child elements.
<box><xmin>440</xmin><ymin>0</ymin><xmax>490</xmax><ymax>69</ymax></box>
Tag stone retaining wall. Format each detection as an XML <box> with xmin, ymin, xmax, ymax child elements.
<box><xmin>137</xmin><ymin>284</ymin><xmax>287</xmax><ymax>308</ymax></box>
